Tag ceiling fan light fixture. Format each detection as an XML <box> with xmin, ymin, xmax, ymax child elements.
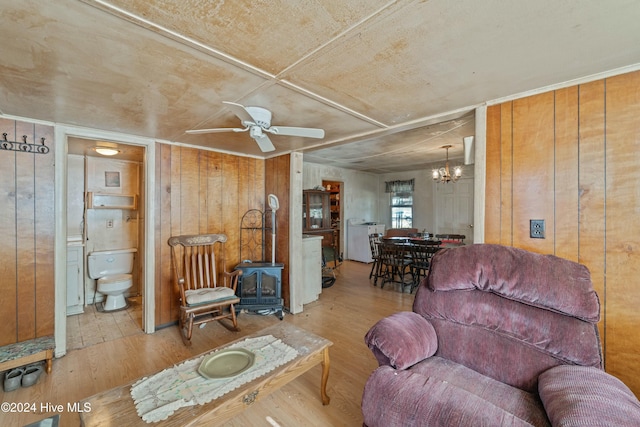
<box><xmin>249</xmin><ymin>126</ymin><xmax>263</xmax><ymax>138</ymax></box>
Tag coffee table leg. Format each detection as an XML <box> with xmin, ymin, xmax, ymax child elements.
<box><xmin>321</xmin><ymin>347</ymin><xmax>331</xmax><ymax>405</ymax></box>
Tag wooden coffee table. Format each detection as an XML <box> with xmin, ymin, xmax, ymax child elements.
<box><xmin>80</xmin><ymin>323</ymin><xmax>331</xmax><ymax>426</ymax></box>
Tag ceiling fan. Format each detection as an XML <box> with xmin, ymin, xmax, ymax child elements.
<box><xmin>186</xmin><ymin>101</ymin><xmax>325</xmax><ymax>152</ymax></box>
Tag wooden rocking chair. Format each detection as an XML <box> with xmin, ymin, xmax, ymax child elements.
<box><xmin>168</xmin><ymin>233</ymin><xmax>242</xmax><ymax>346</ymax></box>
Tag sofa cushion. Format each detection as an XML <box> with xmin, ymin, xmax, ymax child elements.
<box><xmin>539</xmin><ymin>365</ymin><xmax>640</xmax><ymax>426</ymax></box>
<box><xmin>362</xmin><ymin>365</ymin><xmax>548</xmax><ymax>427</ymax></box>
<box><xmin>365</xmin><ymin>312</ymin><xmax>437</xmax><ymax>370</ymax></box>
<box><xmin>425</xmin><ymin>244</ymin><xmax>599</xmax><ymax>322</ymax></box>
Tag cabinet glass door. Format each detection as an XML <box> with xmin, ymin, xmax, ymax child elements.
<box><xmin>308</xmin><ymin>192</ymin><xmax>324</xmax><ymax>229</ymax></box>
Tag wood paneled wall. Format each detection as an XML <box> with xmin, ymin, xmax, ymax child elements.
<box><xmin>0</xmin><ymin>128</ymin><xmax>287</xmax><ymax>343</ymax></box>
<box><xmin>0</xmin><ymin>118</ymin><xmax>55</xmax><ymax>346</ymax></box>
<box><xmin>154</xmin><ymin>143</ymin><xmax>267</xmax><ymax>326</ymax></box>
<box><xmin>485</xmin><ymin>70</ymin><xmax>640</xmax><ymax>396</ymax></box>
<box><xmin>265</xmin><ymin>155</ymin><xmax>291</xmax><ymax>308</ymax></box>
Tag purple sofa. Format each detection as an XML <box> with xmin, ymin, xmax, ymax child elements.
<box><xmin>363</xmin><ymin>244</ymin><xmax>640</xmax><ymax>426</ymax></box>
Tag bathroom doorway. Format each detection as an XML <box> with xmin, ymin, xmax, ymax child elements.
<box><xmin>65</xmin><ymin>137</ymin><xmax>146</xmax><ymax>350</ymax></box>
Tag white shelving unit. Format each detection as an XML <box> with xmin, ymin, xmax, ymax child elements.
<box><xmin>87</xmin><ymin>192</ymin><xmax>137</xmax><ymax>210</ymax></box>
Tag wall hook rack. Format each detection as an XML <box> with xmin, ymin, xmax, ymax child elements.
<box><xmin>0</xmin><ymin>133</ymin><xmax>49</xmax><ymax>154</ymax></box>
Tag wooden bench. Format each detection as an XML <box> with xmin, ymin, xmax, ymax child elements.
<box><xmin>0</xmin><ymin>336</ymin><xmax>54</xmax><ymax>374</ymax></box>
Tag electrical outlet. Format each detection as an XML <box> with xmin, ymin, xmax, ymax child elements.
<box><xmin>530</xmin><ymin>219</ymin><xmax>545</xmax><ymax>239</ymax></box>
<box><xmin>106</xmin><ymin>219</ymin><xmax>114</xmax><ymax>228</ymax></box>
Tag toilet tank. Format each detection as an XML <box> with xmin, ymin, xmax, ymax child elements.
<box><xmin>88</xmin><ymin>248</ymin><xmax>137</xmax><ymax>279</ymax></box>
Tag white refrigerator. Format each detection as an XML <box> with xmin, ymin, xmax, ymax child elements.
<box><xmin>347</xmin><ymin>220</ymin><xmax>385</xmax><ymax>263</ymax></box>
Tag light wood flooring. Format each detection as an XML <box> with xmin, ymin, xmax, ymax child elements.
<box><xmin>0</xmin><ymin>261</ymin><xmax>415</xmax><ymax>427</ymax></box>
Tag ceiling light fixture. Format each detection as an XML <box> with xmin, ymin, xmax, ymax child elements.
<box><xmin>432</xmin><ymin>145</ymin><xmax>462</xmax><ymax>183</ymax></box>
<box><xmin>95</xmin><ymin>147</ymin><xmax>119</xmax><ymax>156</ymax></box>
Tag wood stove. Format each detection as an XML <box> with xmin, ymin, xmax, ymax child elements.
<box><xmin>234</xmin><ymin>262</ymin><xmax>284</xmax><ymax>319</ymax></box>
<box><xmin>235</xmin><ymin>207</ymin><xmax>284</xmax><ymax>319</ymax></box>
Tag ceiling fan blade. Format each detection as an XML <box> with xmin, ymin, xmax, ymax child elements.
<box><xmin>185</xmin><ymin>127</ymin><xmax>245</xmax><ymax>135</ymax></box>
<box><xmin>253</xmin><ymin>133</ymin><xmax>276</xmax><ymax>152</ymax></box>
<box><xmin>222</xmin><ymin>101</ymin><xmax>255</xmax><ymax>124</ymax></box>
<box><xmin>269</xmin><ymin>126</ymin><xmax>325</xmax><ymax>139</ymax></box>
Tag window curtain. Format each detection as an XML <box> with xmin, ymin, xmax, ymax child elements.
<box><xmin>385</xmin><ymin>178</ymin><xmax>414</xmax><ymax>193</ymax></box>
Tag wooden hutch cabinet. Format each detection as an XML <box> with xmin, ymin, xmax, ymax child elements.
<box><xmin>303</xmin><ymin>190</ymin><xmax>330</xmax><ymax>230</ymax></box>
<box><xmin>302</xmin><ymin>190</ymin><xmax>337</xmax><ymax>250</ymax></box>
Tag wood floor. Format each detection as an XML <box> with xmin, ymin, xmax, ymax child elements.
<box><xmin>0</xmin><ymin>261</ymin><xmax>415</xmax><ymax>427</ymax></box>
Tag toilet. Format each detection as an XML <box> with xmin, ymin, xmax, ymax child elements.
<box><xmin>88</xmin><ymin>248</ymin><xmax>137</xmax><ymax>311</ymax></box>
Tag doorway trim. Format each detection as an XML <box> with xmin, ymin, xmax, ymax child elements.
<box><xmin>472</xmin><ymin>105</ymin><xmax>487</xmax><ymax>244</ymax></box>
<box><xmin>54</xmin><ymin>125</ymin><xmax>156</xmax><ymax>357</ymax></box>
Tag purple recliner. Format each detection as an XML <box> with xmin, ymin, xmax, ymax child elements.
<box><xmin>363</xmin><ymin>244</ymin><xmax>640</xmax><ymax>426</ymax></box>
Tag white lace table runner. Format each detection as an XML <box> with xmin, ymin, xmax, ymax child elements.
<box><xmin>130</xmin><ymin>335</ymin><xmax>298</xmax><ymax>423</ymax></box>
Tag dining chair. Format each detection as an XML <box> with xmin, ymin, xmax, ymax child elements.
<box><xmin>409</xmin><ymin>240</ymin><xmax>442</xmax><ymax>293</ymax></box>
<box><xmin>368</xmin><ymin>233</ymin><xmax>383</xmax><ymax>285</ymax></box>
<box><xmin>378</xmin><ymin>242</ymin><xmax>412</xmax><ymax>291</ymax></box>
<box><xmin>168</xmin><ymin>233</ymin><xmax>242</xmax><ymax>346</ymax></box>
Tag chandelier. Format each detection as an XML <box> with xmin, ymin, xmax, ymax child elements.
<box><xmin>432</xmin><ymin>145</ymin><xmax>462</xmax><ymax>183</ymax></box>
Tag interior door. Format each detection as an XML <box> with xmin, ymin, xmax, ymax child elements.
<box><xmin>435</xmin><ymin>177</ymin><xmax>474</xmax><ymax>243</ymax></box>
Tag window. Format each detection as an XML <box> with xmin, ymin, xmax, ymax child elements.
<box><xmin>391</xmin><ymin>192</ymin><xmax>413</xmax><ymax>228</ymax></box>
<box><xmin>385</xmin><ymin>179</ymin><xmax>415</xmax><ymax>229</ymax></box>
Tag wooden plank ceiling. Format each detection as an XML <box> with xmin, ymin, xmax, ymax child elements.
<box><xmin>1</xmin><ymin>0</ymin><xmax>640</xmax><ymax>172</ymax></box>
